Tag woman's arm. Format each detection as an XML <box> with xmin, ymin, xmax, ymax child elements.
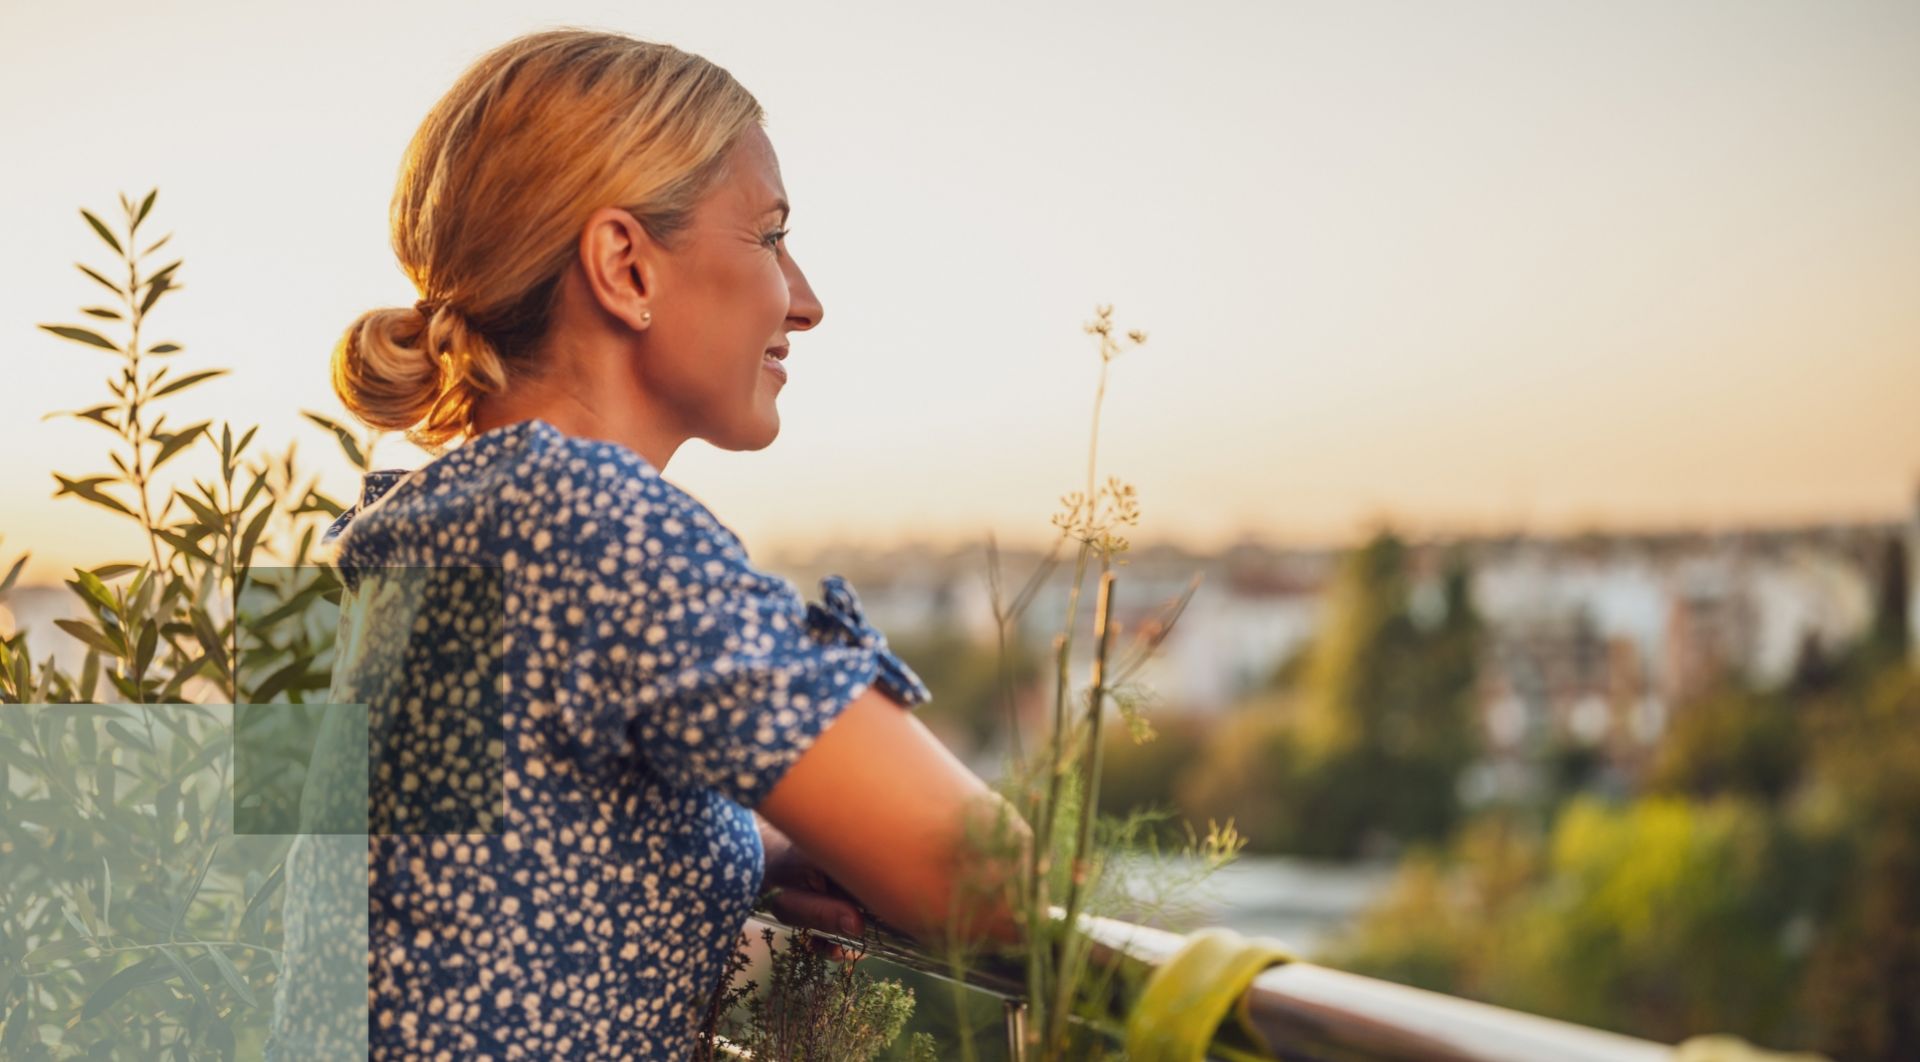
<box><xmin>757</xmin><ymin>687</ymin><xmax>1029</xmax><ymax>948</ymax></box>
<box><xmin>755</xmin><ymin>814</ymin><xmax>860</xmax><ymax>932</ymax></box>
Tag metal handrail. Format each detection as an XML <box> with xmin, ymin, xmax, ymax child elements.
<box><xmin>1081</xmin><ymin>916</ymin><xmax>1670</xmax><ymax>1062</ymax></box>
<box><xmin>750</xmin><ymin>911</ymin><xmax>1674</xmax><ymax>1062</ymax></box>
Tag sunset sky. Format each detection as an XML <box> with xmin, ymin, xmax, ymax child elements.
<box><xmin>3</xmin><ymin>0</ymin><xmax>1916</xmax><ymax>587</ymax></box>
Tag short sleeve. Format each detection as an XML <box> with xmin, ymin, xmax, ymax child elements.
<box><xmin>803</xmin><ymin>575</ymin><xmax>932</xmax><ymax>709</ymax></box>
<box><xmin>605</xmin><ymin>502</ymin><xmax>930</xmax><ymax>809</ymax></box>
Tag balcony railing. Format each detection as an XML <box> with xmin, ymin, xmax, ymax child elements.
<box><xmin>747</xmin><ymin>911</ymin><xmax>1675</xmax><ymax>1062</ymax></box>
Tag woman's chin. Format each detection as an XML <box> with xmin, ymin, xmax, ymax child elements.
<box><xmin>711</xmin><ymin>416</ymin><xmax>780</xmax><ymax>453</ymax></box>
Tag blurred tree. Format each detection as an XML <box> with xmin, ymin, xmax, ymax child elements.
<box><xmin>1293</xmin><ymin>533</ymin><xmax>1413</xmax><ymax>759</ymax></box>
<box><xmin>889</xmin><ymin>625</ymin><xmax>1042</xmax><ymax>760</ymax></box>
<box><xmin>1795</xmin><ymin>664</ymin><xmax>1920</xmax><ymax>1060</ymax></box>
<box><xmin>1789</xmin><ymin>631</ymin><xmax>1841</xmax><ymax>695</ymax></box>
<box><xmin>1177</xmin><ymin>534</ymin><xmax>1484</xmax><ymax>857</ymax></box>
<box><xmin>1329</xmin><ymin>795</ymin><xmax>1814</xmax><ymax>1050</ymax></box>
<box><xmin>1867</xmin><ymin>533</ymin><xmax>1909</xmax><ymax>666</ymax></box>
<box><xmin>1648</xmin><ymin>685</ymin><xmax>1801</xmax><ymax>804</ymax></box>
<box><xmin>1544</xmin><ymin>739</ymin><xmax>1609</xmax><ymax>805</ymax></box>
<box><xmin>1328</xmin><ymin>646</ymin><xmax>1920</xmax><ymax>1059</ymax></box>
<box><xmin>1291</xmin><ymin>535</ymin><xmax>1481</xmax><ymax>855</ymax></box>
<box><xmin>1258</xmin><ymin>642</ymin><xmax>1312</xmax><ymax>692</ymax></box>
<box><xmin>1320</xmin><ymin>811</ymin><xmax>1544</xmax><ymax>1000</ymax></box>
<box><xmin>1171</xmin><ymin>697</ymin><xmax>1303</xmax><ymax>853</ymax></box>
<box><xmin>1094</xmin><ymin>713</ymin><xmax>1208</xmax><ymax>826</ymax></box>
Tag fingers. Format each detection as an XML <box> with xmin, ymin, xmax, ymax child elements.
<box><xmin>763</xmin><ymin>853</ymin><xmax>835</xmax><ymax>897</ymax></box>
<box><xmin>766</xmin><ymin>888</ymin><xmax>871</xmax><ymax>963</ymax></box>
<box><xmin>768</xmin><ymin>886</ymin><xmax>865</xmax><ymax>941</ymax></box>
<box><xmin>807</xmin><ymin>934</ymin><xmax>859</xmax><ymax>963</ymax></box>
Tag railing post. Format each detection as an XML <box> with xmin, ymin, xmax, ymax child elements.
<box><xmin>1004</xmin><ymin>998</ymin><xmax>1030</xmax><ymax>1062</ymax></box>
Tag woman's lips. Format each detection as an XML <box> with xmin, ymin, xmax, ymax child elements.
<box><xmin>763</xmin><ymin>349</ymin><xmax>788</xmax><ymax>381</ymax></box>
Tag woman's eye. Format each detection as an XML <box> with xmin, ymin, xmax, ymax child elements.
<box><xmin>763</xmin><ymin>228</ymin><xmax>789</xmax><ymax>250</ymax></box>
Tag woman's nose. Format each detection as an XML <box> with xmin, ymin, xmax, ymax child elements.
<box><xmin>784</xmin><ymin>256</ymin><xmax>823</xmax><ymax>332</ymax></box>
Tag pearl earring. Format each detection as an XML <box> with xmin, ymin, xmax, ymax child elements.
<box><xmin>642</xmin><ymin>311</ymin><xmax>652</xmax><ymax>324</ymax></box>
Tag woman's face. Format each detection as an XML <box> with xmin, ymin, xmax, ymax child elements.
<box><xmin>639</xmin><ymin>124</ymin><xmax>822</xmax><ymax>453</ymax></box>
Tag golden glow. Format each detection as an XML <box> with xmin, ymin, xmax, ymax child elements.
<box><xmin>4</xmin><ymin>2</ymin><xmax>1916</xmax><ymax>587</ymax></box>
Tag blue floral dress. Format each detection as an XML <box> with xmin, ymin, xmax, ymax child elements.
<box><xmin>265</xmin><ymin>417</ymin><xmax>930</xmax><ymax>1060</ymax></box>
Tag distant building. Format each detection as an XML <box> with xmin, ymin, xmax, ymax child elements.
<box><xmin>1662</xmin><ymin>557</ymin><xmax>1755</xmax><ymax>707</ymax></box>
<box><xmin>772</xmin><ymin>512</ymin><xmax>1896</xmax><ymax>752</ymax></box>
<box><xmin>1120</xmin><ymin>560</ymin><xmax>1324</xmax><ymax>714</ymax></box>
<box><xmin>1909</xmin><ymin>480</ymin><xmax>1920</xmax><ymax>667</ymax></box>
<box><xmin>10</xmin><ymin>497</ymin><xmax>1906</xmax><ymax>732</ymax></box>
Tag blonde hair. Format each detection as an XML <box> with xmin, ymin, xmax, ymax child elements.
<box><xmin>331</xmin><ymin>29</ymin><xmax>764</xmax><ymax>454</ymax></box>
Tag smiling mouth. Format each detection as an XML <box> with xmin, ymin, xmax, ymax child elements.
<box><xmin>763</xmin><ymin>347</ymin><xmax>788</xmax><ymax>379</ymax></box>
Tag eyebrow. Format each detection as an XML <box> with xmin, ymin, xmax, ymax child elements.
<box><xmin>762</xmin><ymin>197</ymin><xmax>790</xmax><ymax>222</ymax></box>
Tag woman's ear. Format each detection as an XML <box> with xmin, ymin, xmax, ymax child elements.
<box><xmin>576</xmin><ymin>207</ymin><xmax>657</xmax><ymax>332</ymax></box>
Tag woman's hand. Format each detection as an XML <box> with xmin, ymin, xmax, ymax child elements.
<box><xmin>757</xmin><ymin>689</ymin><xmax>1029</xmax><ymax>949</ymax></box>
<box><xmin>757</xmin><ymin>815</ymin><xmax>865</xmax><ymax>961</ymax></box>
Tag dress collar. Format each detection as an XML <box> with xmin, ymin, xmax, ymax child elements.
<box><xmin>321</xmin><ymin>467</ymin><xmax>413</xmax><ymax>548</ymax></box>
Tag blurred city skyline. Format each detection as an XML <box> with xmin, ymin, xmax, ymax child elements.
<box><xmin>4</xmin><ymin>0</ymin><xmax>1917</xmax><ymax>587</ymax></box>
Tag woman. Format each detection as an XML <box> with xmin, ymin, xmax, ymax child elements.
<box><xmin>269</xmin><ymin>28</ymin><xmax>1023</xmax><ymax>1060</ymax></box>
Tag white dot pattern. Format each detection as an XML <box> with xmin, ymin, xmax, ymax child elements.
<box><xmin>264</xmin><ymin>418</ymin><xmax>931</xmax><ymax>1060</ymax></box>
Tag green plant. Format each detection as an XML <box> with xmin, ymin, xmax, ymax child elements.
<box><xmin>700</xmin><ymin>926</ymin><xmax>936</xmax><ymax>1062</ymax></box>
<box><xmin>1</xmin><ymin>191</ymin><xmax>366</xmax><ymax>1057</ymax></box>
<box><xmin>938</xmin><ymin>305</ymin><xmax>1241</xmax><ymax>1060</ymax></box>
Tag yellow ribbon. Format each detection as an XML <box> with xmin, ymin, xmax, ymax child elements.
<box><xmin>1124</xmin><ymin>927</ymin><xmax>1293</xmax><ymax>1062</ymax></box>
